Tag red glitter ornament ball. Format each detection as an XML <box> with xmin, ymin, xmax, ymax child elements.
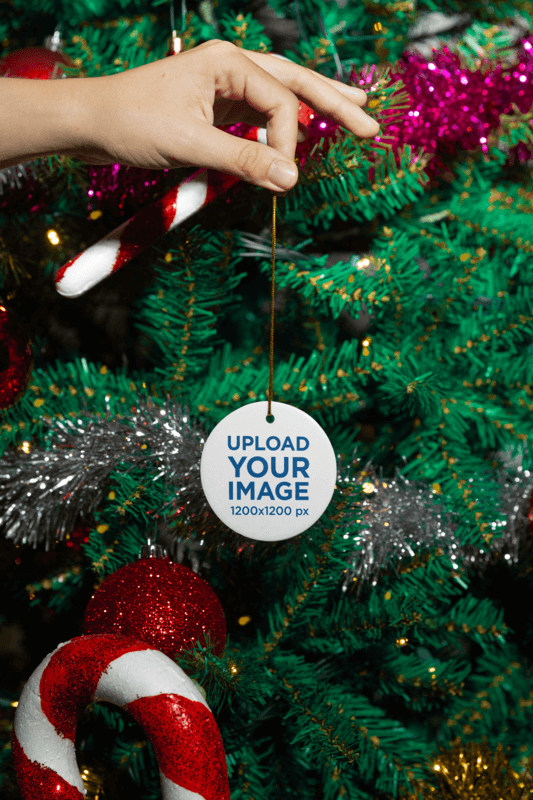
<box><xmin>83</xmin><ymin>557</ymin><xmax>227</xmax><ymax>657</ymax></box>
<box><xmin>0</xmin><ymin>304</ymin><xmax>32</xmax><ymax>410</ymax></box>
<box><xmin>0</xmin><ymin>46</ymin><xmax>73</xmax><ymax>80</ymax></box>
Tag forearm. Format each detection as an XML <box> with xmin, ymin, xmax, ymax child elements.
<box><xmin>0</xmin><ymin>76</ymin><xmax>89</xmax><ymax>168</ymax></box>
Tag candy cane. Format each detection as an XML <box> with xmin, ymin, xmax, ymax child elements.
<box><xmin>12</xmin><ymin>634</ymin><xmax>230</xmax><ymax>800</ymax></box>
<box><xmin>55</xmin><ymin>103</ymin><xmax>314</xmax><ymax>298</ymax></box>
<box><xmin>54</xmin><ymin>166</ymin><xmax>241</xmax><ymax>298</ymax></box>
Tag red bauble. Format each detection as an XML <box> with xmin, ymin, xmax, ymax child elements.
<box><xmin>0</xmin><ymin>47</ymin><xmax>73</xmax><ymax>80</ymax></box>
<box><xmin>83</xmin><ymin>557</ymin><xmax>227</xmax><ymax>657</ymax></box>
<box><xmin>0</xmin><ymin>304</ymin><xmax>32</xmax><ymax>409</ymax></box>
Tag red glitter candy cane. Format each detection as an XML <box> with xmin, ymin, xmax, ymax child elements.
<box><xmin>12</xmin><ymin>634</ymin><xmax>230</xmax><ymax>800</ymax></box>
<box><xmin>56</xmin><ymin>103</ymin><xmax>314</xmax><ymax>299</ymax></box>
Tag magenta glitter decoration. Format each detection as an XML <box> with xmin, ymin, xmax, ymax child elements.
<box><xmin>87</xmin><ymin>163</ymin><xmax>170</xmax><ymax>215</ymax></box>
<box><xmin>83</xmin><ymin>557</ymin><xmax>227</xmax><ymax>657</ymax></box>
<box><xmin>296</xmin><ymin>38</ymin><xmax>533</xmax><ymax>175</ymax></box>
<box><xmin>374</xmin><ymin>39</ymin><xmax>533</xmax><ymax>168</ymax></box>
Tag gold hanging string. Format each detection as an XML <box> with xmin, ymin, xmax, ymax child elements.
<box><xmin>267</xmin><ymin>195</ymin><xmax>277</xmax><ymax>417</ymax></box>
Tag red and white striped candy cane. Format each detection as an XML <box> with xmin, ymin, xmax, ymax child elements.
<box><xmin>55</xmin><ymin>166</ymin><xmax>241</xmax><ymax>299</ymax></box>
<box><xmin>55</xmin><ymin>103</ymin><xmax>314</xmax><ymax>298</ymax></box>
<box><xmin>12</xmin><ymin>634</ymin><xmax>230</xmax><ymax>800</ymax></box>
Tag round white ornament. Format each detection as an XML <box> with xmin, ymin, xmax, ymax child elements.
<box><xmin>200</xmin><ymin>401</ymin><xmax>337</xmax><ymax>541</ymax></box>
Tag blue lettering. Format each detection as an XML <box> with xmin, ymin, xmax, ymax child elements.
<box><xmin>255</xmin><ymin>436</ymin><xmax>265</xmax><ymax>451</ymax></box>
<box><xmin>242</xmin><ymin>436</ymin><xmax>254</xmax><ymax>450</ymax></box>
<box><xmin>293</xmin><ymin>457</ymin><xmax>309</xmax><ymax>478</ymax></box>
<box><xmin>237</xmin><ymin>481</ymin><xmax>255</xmax><ymax>500</ymax></box>
<box><xmin>229</xmin><ymin>456</ymin><xmax>246</xmax><ymax>477</ymax></box>
<box><xmin>229</xmin><ymin>482</ymin><xmax>233</xmax><ymax>500</ymax></box>
<box><xmin>281</xmin><ymin>436</ymin><xmax>295</xmax><ymax>451</ymax></box>
<box><xmin>266</xmin><ymin>436</ymin><xmax>280</xmax><ymax>451</ymax></box>
<box><xmin>228</xmin><ymin>436</ymin><xmax>240</xmax><ymax>451</ymax></box>
<box><xmin>271</xmin><ymin>456</ymin><xmax>289</xmax><ymax>478</ymax></box>
<box><xmin>257</xmin><ymin>481</ymin><xmax>275</xmax><ymax>500</ymax></box>
<box><xmin>297</xmin><ymin>437</ymin><xmax>309</xmax><ymax>451</ymax></box>
<box><xmin>247</xmin><ymin>457</ymin><xmax>268</xmax><ymax>478</ymax></box>
<box><xmin>275</xmin><ymin>482</ymin><xmax>292</xmax><ymax>500</ymax></box>
<box><xmin>295</xmin><ymin>482</ymin><xmax>309</xmax><ymax>500</ymax></box>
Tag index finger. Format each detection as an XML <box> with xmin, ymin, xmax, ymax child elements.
<box><xmin>239</xmin><ymin>50</ymin><xmax>379</xmax><ymax>138</ymax></box>
<box><xmin>268</xmin><ymin>53</ymin><xmax>369</xmax><ymax>106</ymax></box>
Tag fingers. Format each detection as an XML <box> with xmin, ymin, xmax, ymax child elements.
<box><xmin>240</xmin><ymin>49</ymin><xmax>379</xmax><ymax>138</ymax></box>
<box><xmin>267</xmin><ymin>52</ymin><xmax>368</xmax><ymax>107</ymax></box>
<box><xmin>213</xmin><ymin>98</ymin><xmax>306</xmax><ymax>141</ymax></box>
<box><xmin>173</xmin><ymin>41</ymin><xmax>379</xmax><ymax>191</ymax></box>
<box><xmin>178</xmin><ymin>122</ymin><xmax>298</xmax><ymax>192</ymax></box>
<box><xmin>206</xmin><ymin>42</ymin><xmax>300</xmax><ymax>165</ymax></box>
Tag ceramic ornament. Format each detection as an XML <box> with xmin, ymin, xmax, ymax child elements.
<box><xmin>200</xmin><ymin>401</ymin><xmax>337</xmax><ymax>541</ymax></box>
<box><xmin>12</xmin><ymin>633</ymin><xmax>230</xmax><ymax>800</ymax></box>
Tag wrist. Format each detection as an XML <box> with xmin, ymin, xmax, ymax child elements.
<box><xmin>0</xmin><ymin>75</ymin><xmax>97</xmax><ymax>168</ymax></box>
<box><xmin>53</xmin><ymin>76</ymin><xmax>103</xmax><ymax>157</ymax></box>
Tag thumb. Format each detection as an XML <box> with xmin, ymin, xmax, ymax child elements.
<box><xmin>181</xmin><ymin>124</ymin><xmax>298</xmax><ymax>191</ymax></box>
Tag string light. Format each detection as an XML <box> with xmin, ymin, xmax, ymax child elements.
<box><xmin>362</xmin><ymin>482</ymin><xmax>375</xmax><ymax>494</ymax></box>
<box><xmin>47</xmin><ymin>229</ymin><xmax>60</xmax><ymax>245</ymax></box>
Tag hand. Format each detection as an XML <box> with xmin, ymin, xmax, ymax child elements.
<box><xmin>0</xmin><ymin>40</ymin><xmax>379</xmax><ymax>192</ymax></box>
<box><xmin>67</xmin><ymin>39</ymin><xmax>379</xmax><ymax>191</ymax></box>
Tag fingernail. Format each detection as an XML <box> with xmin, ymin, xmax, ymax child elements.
<box><xmin>344</xmin><ymin>85</ymin><xmax>366</xmax><ymax>99</ymax></box>
<box><xmin>268</xmin><ymin>160</ymin><xmax>298</xmax><ymax>191</ymax></box>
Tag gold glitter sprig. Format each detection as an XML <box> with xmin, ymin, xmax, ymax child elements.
<box><xmin>402</xmin><ymin>741</ymin><xmax>533</xmax><ymax>800</ymax></box>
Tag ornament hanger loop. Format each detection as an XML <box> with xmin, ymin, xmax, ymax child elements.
<box><xmin>140</xmin><ymin>517</ymin><xmax>167</xmax><ymax>558</ymax></box>
<box><xmin>167</xmin><ymin>0</ymin><xmax>188</xmax><ymax>55</ymax></box>
<box><xmin>141</xmin><ymin>537</ymin><xmax>166</xmax><ymax>558</ymax></box>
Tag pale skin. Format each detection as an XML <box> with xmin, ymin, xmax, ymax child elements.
<box><xmin>0</xmin><ymin>39</ymin><xmax>379</xmax><ymax>192</ymax></box>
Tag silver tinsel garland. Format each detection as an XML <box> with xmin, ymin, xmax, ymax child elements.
<box><xmin>1</xmin><ymin>402</ymin><xmax>531</xmax><ymax>579</ymax></box>
<box><xmin>339</xmin><ymin>465</ymin><xmax>533</xmax><ymax>591</ymax></box>
<box><xmin>0</xmin><ymin>399</ymin><xmax>210</xmax><ymax>548</ymax></box>
<box><xmin>339</xmin><ymin>467</ymin><xmax>461</xmax><ymax>592</ymax></box>
<box><xmin>0</xmin><ymin>162</ymin><xmax>39</xmax><ymax>195</ymax></box>
<box><xmin>465</xmin><ymin>466</ymin><xmax>533</xmax><ymax>573</ymax></box>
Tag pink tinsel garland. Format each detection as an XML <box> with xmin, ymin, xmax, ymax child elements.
<box><xmin>87</xmin><ymin>37</ymin><xmax>533</xmax><ymax>209</ymax></box>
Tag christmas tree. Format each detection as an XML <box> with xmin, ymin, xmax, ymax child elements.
<box><xmin>1</xmin><ymin>0</ymin><xmax>533</xmax><ymax>798</ymax></box>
